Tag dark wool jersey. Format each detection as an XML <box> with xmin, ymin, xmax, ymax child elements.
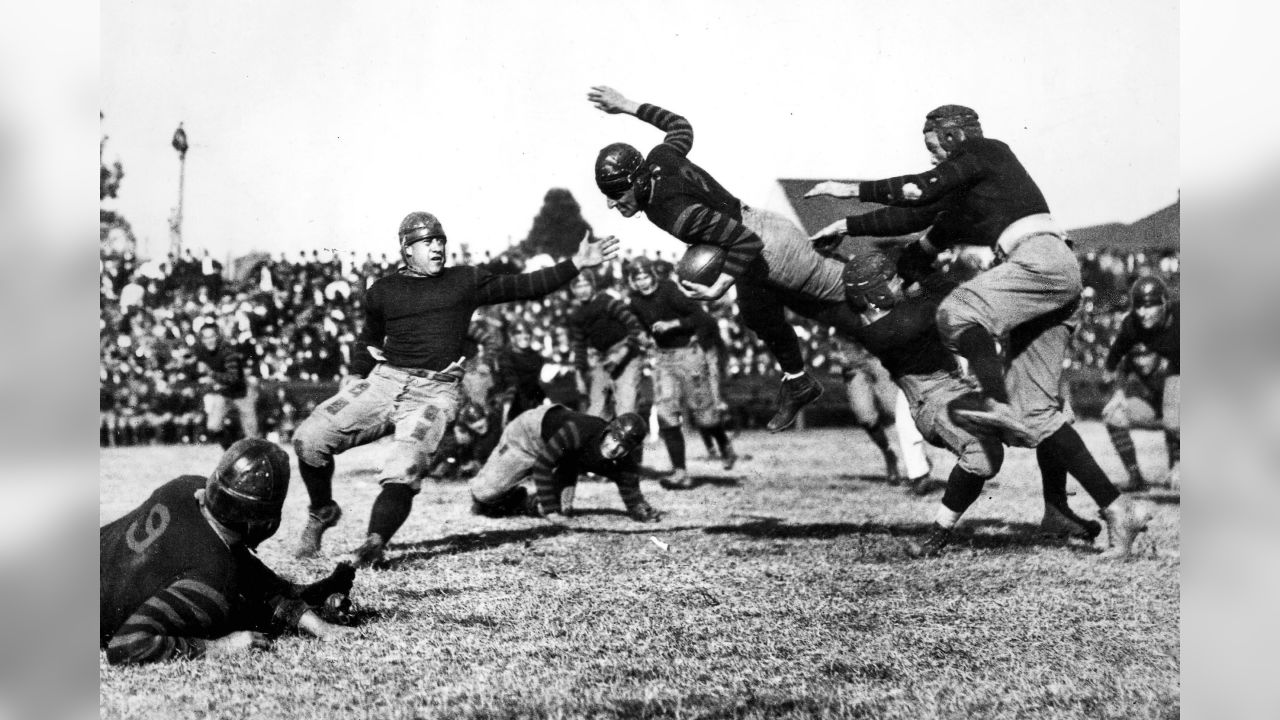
<box><xmin>532</xmin><ymin>405</ymin><xmax>643</xmax><ymax>511</ymax></box>
<box><xmin>194</xmin><ymin>340</ymin><xmax>247</xmax><ymax>398</ymax></box>
<box><xmin>1104</xmin><ymin>302</ymin><xmax>1180</xmax><ymax>375</ymax></box>
<box><xmin>99</xmin><ymin>476</ymin><xmax>306</xmax><ymax>665</ymax></box>
<box><xmin>848</xmin><ymin>275</ymin><xmax>962</xmax><ymax>380</ymax></box>
<box><xmin>628</xmin><ymin>279</ymin><xmax>705</xmax><ymax>349</ymax></box>
<box><xmin>497</xmin><ymin>346</ymin><xmax>547</xmax><ymax>403</ymax></box>
<box><xmin>845</xmin><ymin>137</ymin><xmax>1051</xmax><ymax>251</ymax></box>
<box><xmin>634</xmin><ymin>104</ymin><xmax>765</xmax><ymax>278</ymax></box>
<box><xmin>355</xmin><ymin>261</ymin><xmax>580</xmax><ymax>376</ymax></box>
<box><xmin>568</xmin><ymin>294</ymin><xmax>645</xmax><ymax>376</ymax></box>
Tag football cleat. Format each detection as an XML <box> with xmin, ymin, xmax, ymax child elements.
<box><xmin>766</xmin><ymin>373</ymin><xmax>824</xmax><ymax>433</ymax></box>
<box><xmin>1040</xmin><ymin>503</ymin><xmax>1103</xmax><ymax>542</ymax></box>
<box><xmin>660</xmin><ymin>467</ymin><xmax>694</xmax><ymax>490</ymax></box>
<box><xmin>338</xmin><ymin>533</ymin><xmax>386</xmax><ymax>569</ymax></box>
<box><xmin>1100</xmin><ymin>496</ymin><xmax>1151</xmax><ymax>559</ymax></box>
<box><xmin>295</xmin><ymin>501</ymin><xmax>343</xmax><ymax>558</ymax></box>
<box><xmin>907</xmin><ymin>523</ymin><xmax>953</xmax><ymax>558</ymax></box>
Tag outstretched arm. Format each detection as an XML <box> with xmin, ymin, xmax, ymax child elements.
<box><xmin>588</xmin><ymin>86</ymin><xmax>694</xmax><ymax>155</ymax></box>
<box><xmin>477</xmin><ymin>233</ymin><xmax>620</xmax><ymax>305</ymax></box>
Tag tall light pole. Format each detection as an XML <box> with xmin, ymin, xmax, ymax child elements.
<box><xmin>169</xmin><ymin>122</ymin><xmax>189</xmax><ymax>257</ymax></box>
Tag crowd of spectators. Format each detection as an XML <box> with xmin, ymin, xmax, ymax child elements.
<box><xmin>100</xmin><ymin>242</ymin><xmax>1179</xmax><ymax>446</ymax></box>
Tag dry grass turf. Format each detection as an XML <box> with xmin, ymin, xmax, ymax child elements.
<box><xmin>99</xmin><ymin>422</ymin><xmax>1179</xmax><ymax>720</ymax></box>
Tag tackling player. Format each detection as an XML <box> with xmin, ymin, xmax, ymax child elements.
<box><xmin>588</xmin><ymin>85</ymin><xmax>868</xmax><ymax>433</ymax></box>
<box><xmin>808</xmin><ymin>105</ymin><xmax>1082</xmax><ymax>452</ymax></box>
<box><xmin>100</xmin><ymin>439</ymin><xmax>356</xmax><ymax>665</ymax></box>
<box><xmin>839</xmin><ymin>249</ymin><xmax>1147</xmax><ymax>558</ymax></box>
<box><xmin>291</xmin><ymin>212</ymin><xmax>618</xmax><ymax>566</ymax></box>
<box><xmin>1102</xmin><ymin>276</ymin><xmax>1180</xmax><ymax>491</ymax></box>
<box><xmin>468</xmin><ymin>407</ymin><xmax>660</xmax><ymax>523</ymax></box>
<box><xmin>626</xmin><ymin>257</ymin><xmax>736</xmax><ymax>488</ymax></box>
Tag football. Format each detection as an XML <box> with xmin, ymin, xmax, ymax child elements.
<box><xmin>676</xmin><ymin>244</ymin><xmax>726</xmax><ymax>286</ymax></box>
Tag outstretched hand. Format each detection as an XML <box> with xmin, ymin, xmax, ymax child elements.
<box><xmin>573</xmin><ymin>231</ymin><xmax>620</xmax><ymax>268</ymax></box>
<box><xmin>804</xmin><ymin>180</ymin><xmax>859</xmax><ymax>199</ymax></box>
<box><xmin>587</xmin><ymin>85</ymin><xmax>639</xmax><ymax>115</ymax></box>
<box><xmin>809</xmin><ymin>218</ymin><xmax>848</xmax><ymax>251</ymax></box>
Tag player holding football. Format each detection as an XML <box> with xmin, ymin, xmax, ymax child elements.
<box><xmin>291</xmin><ymin>212</ymin><xmax>618</xmax><ymax>566</ymax></box>
<box><xmin>469</xmin><ymin>407</ymin><xmax>660</xmax><ymax>523</ymax></box>
<box><xmin>808</xmin><ymin>105</ymin><xmax>1150</xmax><ymax>547</ymax></box>
<box><xmin>626</xmin><ymin>257</ymin><xmax>736</xmax><ymax>488</ymax></box>
<box><xmin>839</xmin><ymin>249</ymin><xmax>1146</xmax><ymax>558</ymax></box>
<box><xmin>1102</xmin><ymin>276</ymin><xmax>1180</xmax><ymax>491</ymax></box>
<box><xmin>100</xmin><ymin>439</ymin><xmax>356</xmax><ymax>665</ymax></box>
<box><xmin>588</xmin><ymin>85</ymin><xmax>867</xmax><ymax>433</ymax></box>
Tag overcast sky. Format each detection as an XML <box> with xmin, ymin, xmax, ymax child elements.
<box><xmin>101</xmin><ymin>0</ymin><xmax>1179</xmax><ymax>261</ymax></box>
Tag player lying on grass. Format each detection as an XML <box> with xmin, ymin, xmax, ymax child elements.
<box><xmin>625</xmin><ymin>257</ymin><xmax>736</xmax><ymax>488</ymax></box>
<box><xmin>468</xmin><ymin>406</ymin><xmax>660</xmax><ymax>523</ymax></box>
<box><xmin>589</xmin><ymin>85</ymin><xmax>870</xmax><ymax>434</ymax></box>
<box><xmin>291</xmin><ymin>212</ymin><xmax>619</xmax><ymax>567</ymax></box>
<box><xmin>1102</xmin><ymin>275</ymin><xmax>1180</xmax><ymax>492</ymax></box>
<box><xmin>100</xmin><ymin>439</ymin><xmax>357</xmax><ymax>665</ymax></box>
<box><xmin>837</xmin><ymin>250</ymin><xmax>1148</xmax><ymax>558</ymax></box>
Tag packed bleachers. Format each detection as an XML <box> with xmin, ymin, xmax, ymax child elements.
<box><xmin>100</xmin><ymin>244</ymin><xmax>1178</xmax><ymax>445</ymax></box>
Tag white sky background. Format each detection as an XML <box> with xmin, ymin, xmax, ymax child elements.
<box><xmin>101</xmin><ymin>0</ymin><xmax>1179</xmax><ymax>262</ymax></box>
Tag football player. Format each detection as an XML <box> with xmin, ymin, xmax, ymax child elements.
<box><xmin>589</xmin><ymin>86</ymin><xmax>869</xmax><ymax>433</ymax></box>
<box><xmin>838</xmin><ymin>249</ymin><xmax>1147</xmax><ymax>558</ymax></box>
<box><xmin>808</xmin><ymin>105</ymin><xmax>1083</xmax><ymax>453</ymax></box>
<box><xmin>468</xmin><ymin>407</ymin><xmax>660</xmax><ymax>523</ymax></box>
<box><xmin>291</xmin><ymin>213</ymin><xmax>618</xmax><ymax>566</ymax></box>
<box><xmin>626</xmin><ymin>257</ymin><xmax>736</xmax><ymax>488</ymax></box>
<box><xmin>100</xmin><ymin>439</ymin><xmax>356</xmax><ymax>665</ymax></box>
<box><xmin>567</xmin><ymin>269</ymin><xmax>647</xmax><ymax>419</ymax></box>
<box><xmin>1102</xmin><ymin>276</ymin><xmax>1180</xmax><ymax>490</ymax></box>
<box><xmin>194</xmin><ymin>323</ymin><xmax>259</xmax><ymax>449</ymax></box>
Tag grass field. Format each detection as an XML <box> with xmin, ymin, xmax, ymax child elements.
<box><xmin>99</xmin><ymin>422</ymin><xmax>1179</xmax><ymax>720</ymax></box>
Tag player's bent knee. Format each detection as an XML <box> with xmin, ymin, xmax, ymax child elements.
<box><xmin>292</xmin><ymin>418</ymin><xmax>334</xmax><ymax>467</ymax></box>
<box><xmin>959</xmin><ymin>440</ymin><xmax>1003</xmax><ymax>479</ymax></box>
<box><xmin>935</xmin><ymin>297</ymin><xmax>978</xmax><ymax>344</ymax></box>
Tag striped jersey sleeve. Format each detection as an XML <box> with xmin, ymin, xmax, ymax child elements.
<box><xmin>612</xmin><ymin>469</ymin><xmax>645</xmax><ymax>510</ymax></box>
<box><xmin>476</xmin><ymin>261</ymin><xmax>581</xmax><ymax>305</ymax></box>
<box><xmin>530</xmin><ymin>422</ymin><xmax>589</xmax><ymax>511</ymax></box>
<box><xmin>858</xmin><ymin>152</ymin><xmax>986</xmax><ymax>206</ymax></box>
<box><xmin>105</xmin><ymin>577</ymin><xmax>231</xmax><ymax>665</ymax></box>
<box><xmin>670</xmin><ymin>204</ymin><xmax>764</xmax><ymax>278</ymax></box>
<box><xmin>606</xmin><ymin>298</ymin><xmax>646</xmax><ymax>342</ymax></box>
<box><xmin>636</xmin><ymin>103</ymin><xmax>693</xmax><ymax>156</ymax></box>
<box><xmin>568</xmin><ymin>316</ymin><xmax>590</xmax><ymax>378</ymax></box>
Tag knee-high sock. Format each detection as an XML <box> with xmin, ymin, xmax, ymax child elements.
<box><xmin>698</xmin><ymin>427</ymin><xmax>716</xmax><ymax>453</ymax></box>
<box><xmin>1037</xmin><ymin>446</ymin><xmax>1095</xmax><ymax>527</ymax></box>
<box><xmin>298</xmin><ymin>459</ymin><xmax>335</xmax><ymax>509</ymax></box>
<box><xmin>1105</xmin><ymin>425</ymin><xmax>1141</xmax><ymax>479</ymax></box>
<box><xmin>866</xmin><ymin>423</ymin><xmax>897</xmax><ymax>465</ymax></box>
<box><xmin>367</xmin><ymin>484</ymin><xmax>417</xmax><ymax>543</ymax></box>
<box><xmin>940</xmin><ymin>465</ymin><xmax>988</xmax><ymax>518</ymax></box>
<box><xmin>1164</xmin><ymin>430</ymin><xmax>1180</xmax><ymax>467</ymax></box>
<box><xmin>952</xmin><ymin>326</ymin><xmax>1009</xmax><ymax>403</ymax></box>
<box><xmin>1037</xmin><ymin>424</ymin><xmax>1120</xmax><ymax>510</ymax></box>
<box><xmin>659</xmin><ymin>427</ymin><xmax>686</xmax><ymax>470</ymax></box>
<box><xmin>705</xmin><ymin>424</ymin><xmax>732</xmax><ymax>455</ymax></box>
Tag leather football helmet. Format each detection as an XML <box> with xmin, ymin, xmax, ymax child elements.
<box><xmin>205</xmin><ymin>439</ymin><xmax>291</xmax><ymax>548</ymax></box>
